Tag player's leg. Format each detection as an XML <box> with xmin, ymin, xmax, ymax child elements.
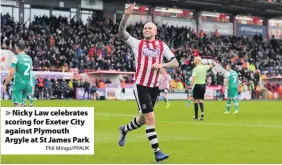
<box><xmin>29</xmin><ymin>86</ymin><xmax>35</xmax><ymax>107</ymax></box>
<box><xmin>119</xmin><ymin>111</ymin><xmax>145</xmax><ymax>146</ymax></box>
<box><xmin>118</xmin><ymin>86</ymin><xmax>145</xmax><ymax>147</ymax></box>
<box><xmin>192</xmin><ymin>85</ymin><xmax>199</xmax><ymax>120</ymax></box>
<box><xmin>12</xmin><ymin>84</ymin><xmax>24</xmax><ymax>107</ymax></box>
<box><xmin>22</xmin><ymin>88</ymin><xmax>29</xmax><ymax>107</ymax></box>
<box><xmin>147</xmin><ymin>86</ymin><xmax>168</xmax><ymax>161</ymax></box>
<box><xmin>162</xmin><ymin>92</ymin><xmax>166</xmax><ymax>103</ymax></box>
<box><xmin>162</xmin><ymin>90</ymin><xmax>167</xmax><ymax>103</ymax></box>
<box><xmin>22</xmin><ymin>97</ymin><xmax>27</xmax><ymax>107</ymax></box>
<box><xmin>198</xmin><ymin>85</ymin><xmax>206</xmax><ymax>120</ymax></box>
<box><xmin>186</xmin><ymin>89</ymin><xmax>191</xmax><ymax>107</ymax></box>
<box><xmin>122</xmin><ymin>112</ymin><xmax>145</xmax><ymax>133</ymax></box>
<box><xmin>225</xmin><ymin>99</ymin><xmax>231</xmax><ymax>114</ymax></box>
<box><xmin>120</xmin><ymin>89</ymin><xmax>123</xmax><ymax>100</ymax></box>
<box><xmin>198</xmin><ymin>84</ymin><xmax>206</xmax><ymax>120</ymax></box>
<box><xmin>155</xmin><ymin>89</ymin><xmax>161</xmax><ymax>107</ymax></box>
<box><xmin>225</xmin><ymin>88</ymin><xmax>232</xmax><ymax>114</ymax></box>
<box><xmin>123</xmin><ymin>88</ymin><xmax>126</xmax><ymax>100</ymax></box>
<box><xmin>83</xmin><ymin>89</ymin><xmax>86</xmax><ymax>99</ymax></box>
<box><xmin>162</xmin><ymin>89</ymin><xmax>170</xmax><ymax>108</ymax></box>
<box><xmin>22</xmin><ymin>86</ymin><xmax>27</xmax><ymax>107</ymax></box>
<box><xmin>233</xmin><ymin>98</ymin><xmax>239</xmax><ymax>114</ymax></box>
<box><xmin>139</xmin><ymin>87</ymin><xmax>160</xmax><ymax>154</ymax></box>
<box><xmin>120</xmin><ymin>88</ymin><xmax>125</xmax><ymax>100</ymax></box>
<box><xmin>233</xmin><ymin>89</ymin><xmax>239</xmax><ymax>114</ymax></box>
<box><xmin>199</xmin><ymin>100</ymin><xmax>204</xmax><ymax>120</ymax></box>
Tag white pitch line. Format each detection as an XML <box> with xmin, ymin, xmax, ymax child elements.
<box><xmin>162</xmin><ymin>121</ymin><xmax>282</xmax><ymax>129</ymax></box>
<box><xmin>96</xmin><ymin>112</ymin><xmax>135</xmax><ymax>117</ymax></box>
<box><xmin>95</xmin><ymin>112</ymin><xmax>282</xmax><ymax>129</ymax></box>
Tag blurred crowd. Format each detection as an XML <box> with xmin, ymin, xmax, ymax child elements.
<box><xmin>1</xmin><ymin>12</ymin><xmax>282</xmax><ymax>92</ymax></box>
<box><xmin>2</xmin><ymin>77</ymin><xmax>98</xmax><ymax>100</ymax></box>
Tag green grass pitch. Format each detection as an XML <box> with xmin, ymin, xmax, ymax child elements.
<box><xmin>1</xmin><ymin>100</ymin><xmax>282</xmax><ymax>164</ymax></box>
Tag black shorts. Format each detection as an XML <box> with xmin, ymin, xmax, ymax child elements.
<box><xmin>193</xmin><ymin>84</ymin><xmax>206</xmax><ymax>100</ymax></box>
<box><xmin>160</xmin><ymin>88</ymin><xmax>168</xmax><ymax>94</ymax></box>
<box><xmin>121</xmin><ymin>88</ymin><xmax>125</xmax><ymax>93</ymax></box>
<box><xmin>133</xmin><ymin>84</ymin><xmax>160</xmax><ymax>114</ymax></box>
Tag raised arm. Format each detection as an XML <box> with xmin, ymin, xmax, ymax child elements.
<box><xmin>205</xmin><ymin>60</ymin><xmax>217</xmax><ymax>70</ymax></box>
<box><xmin>118</xmin><ymin>2</ymin><xmax>135</xmax><ymax>41</ymax></box>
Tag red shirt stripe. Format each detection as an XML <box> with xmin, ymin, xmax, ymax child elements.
<box><xmin>153</xmin><ymin>41</ymin><xmax>164</xmax><ymax>87</ymax></box>
<box><xmin>135</xmin><ymin>40</ymin><xmax>164</xmax><ymax>88</ymax></box>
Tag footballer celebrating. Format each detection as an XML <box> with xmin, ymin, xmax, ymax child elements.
<box><xmin>117</xmin><ymin>2</ymin><xmax>179</xmax><ymax>162</ymax></box>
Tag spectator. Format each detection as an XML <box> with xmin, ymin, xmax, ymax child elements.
<box><xmin>1</xmin><ymin>13</ymin><xmax>282</xmax><ymax>97</ymax></box>
<box><xmin>90</xmin><ymin>84</ymin><xmax>98</xmax><ymax>100</ymax></box>
<box><xmin>68</xmin><ymin>79</ymin><xmax>74</xmax><ymax>98</ymax></box>
<box><xmin>83</xmin><ymin>80</ymin><xmax>90</xmax><ymax>100</ymax></box>
<box><xmin>37</xmin><ymin>77</ymin><xmax>44</xmax><ymax>99</ymax></box>
<box><xmin>45</xmin><ymin>78</ymin><xmax>53</xmax><ymax>99</ymax></box>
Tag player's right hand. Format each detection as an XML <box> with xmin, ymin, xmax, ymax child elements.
<box><xmin>125</xmin><ymin>2</ymin><xmax>135</xmax><ymax>16</ymax></box>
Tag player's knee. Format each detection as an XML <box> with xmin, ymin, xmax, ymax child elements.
<box><xmin>143</xmin><ymin>112</ymin><xmax>155</xmax><ymax>125</ymax></box>
<box><xmin>137</xmin><ymin>114</ymin><xmax>146</xmax><ymax>125</ymax></box>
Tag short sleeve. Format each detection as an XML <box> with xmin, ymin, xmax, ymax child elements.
<box><xmin>11</xmin><ymin>56</ymin><xmax>18</xmax><ymax>68</ymax></box>
<box><xmin>125</xmin><ymin>35</ymin><xmax>141</xmax><ymax>59</ymax></box>
<box><xmin>204</xmin><ymin>65</ymin><xmax>210</xmax><ymax>70</ymax></box>
<box><xmin>162</xmin><ymin>42</ymin><xmax>175</xmax><ymax>61</ymax></box>
<box><xmin>126</xmin><ymin>35</ymin><xmax>140</xmax><ymax>49</ymax></box>
<box><xmin>167</xmin><ymin>74</ymin><xmax>172</xmax><ymax>81</ymax></box>
<box><xmin>192</xmin><ymin>68</ymin><xmax>197</xmax><ymax>77</ymax></box>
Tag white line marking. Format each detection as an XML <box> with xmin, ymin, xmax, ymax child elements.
<box><xmin>162</xmin><ymin>121</ymin><xmax>282</xmax><ymax>128</ymax></box>
<box><xmin>95</xmin><ymin>112</ymin><xmax>282</xmax><ymax>129</ymax></box>
<box><xmin>96</xmin><ymin>112</ymin><xmax>135</xmax><ymax>117</ymax></box>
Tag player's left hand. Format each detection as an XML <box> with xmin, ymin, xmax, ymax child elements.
<box><xmin>152</xmin><ymin>62</ymin><xmax>163</xmax><ymax>69</ymax></box>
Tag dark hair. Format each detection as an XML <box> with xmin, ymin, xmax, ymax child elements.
<box><xmin>16</xmin><ymin>41</ymin><xmax>25</xmax><ymax>51</ymax></box>
<box><xmin>225</xmin><ymin>62</ymin><xmax>234</xmax><ymax>69</ymax></box>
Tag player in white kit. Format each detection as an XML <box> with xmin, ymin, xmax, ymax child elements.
<box><xmin>159</xmin><ymin>68</ymin><xmax>172</xmax><ymax>109</ymax></box>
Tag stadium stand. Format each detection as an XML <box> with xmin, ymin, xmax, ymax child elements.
<box><xmin>1</xmin><ymin>12</ymin><xmax>282</xmax><ymax>100</ymax></box>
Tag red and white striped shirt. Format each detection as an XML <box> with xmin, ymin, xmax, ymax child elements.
<box><xmin>159</xmin><ymin>73</ymin><xmax>172</xmax><ymax>90</ymax></box>
<box><xmin>126</xmin><ymin>36</ymin><xmax>174</xmax><ymax>88</ymax></box>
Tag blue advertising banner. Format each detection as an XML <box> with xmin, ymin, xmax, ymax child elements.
<box><xmin>236</xmin><ymin>24</ymin><xmax>267</xmax><ymax>38</ymax></box>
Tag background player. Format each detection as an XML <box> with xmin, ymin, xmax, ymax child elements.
<box><xmin>117</xmin><ymin>2</ymin><xmax>179</xmax><ymax>162</ymax></box>
<box><xmin>3</xmin><ymin>41</ymin><xmax>33</xmax><ymax>107</ymax></box>
<box><xmin>186</xmin><ymin>76</ymin><xmax>193</xmax><ymax>107</ymax></box>
<box><xmin>23</xmin><ymin>70</ymin><xmax>35</xmax><ymax>107</ymax></box>
<box><xmin>120</xmin><ymin>76</ymin><xmax>126</xmax><ymax>100</ymax></box>
<box><xmin>159</xmin><ymin>68</ymin><xmax>171</xmax><ymax>109</ymax></box>
<box><xmin>224</xmin><ymin>63</ymin><xmax>239</xmax><ymax>114</ymax></box>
